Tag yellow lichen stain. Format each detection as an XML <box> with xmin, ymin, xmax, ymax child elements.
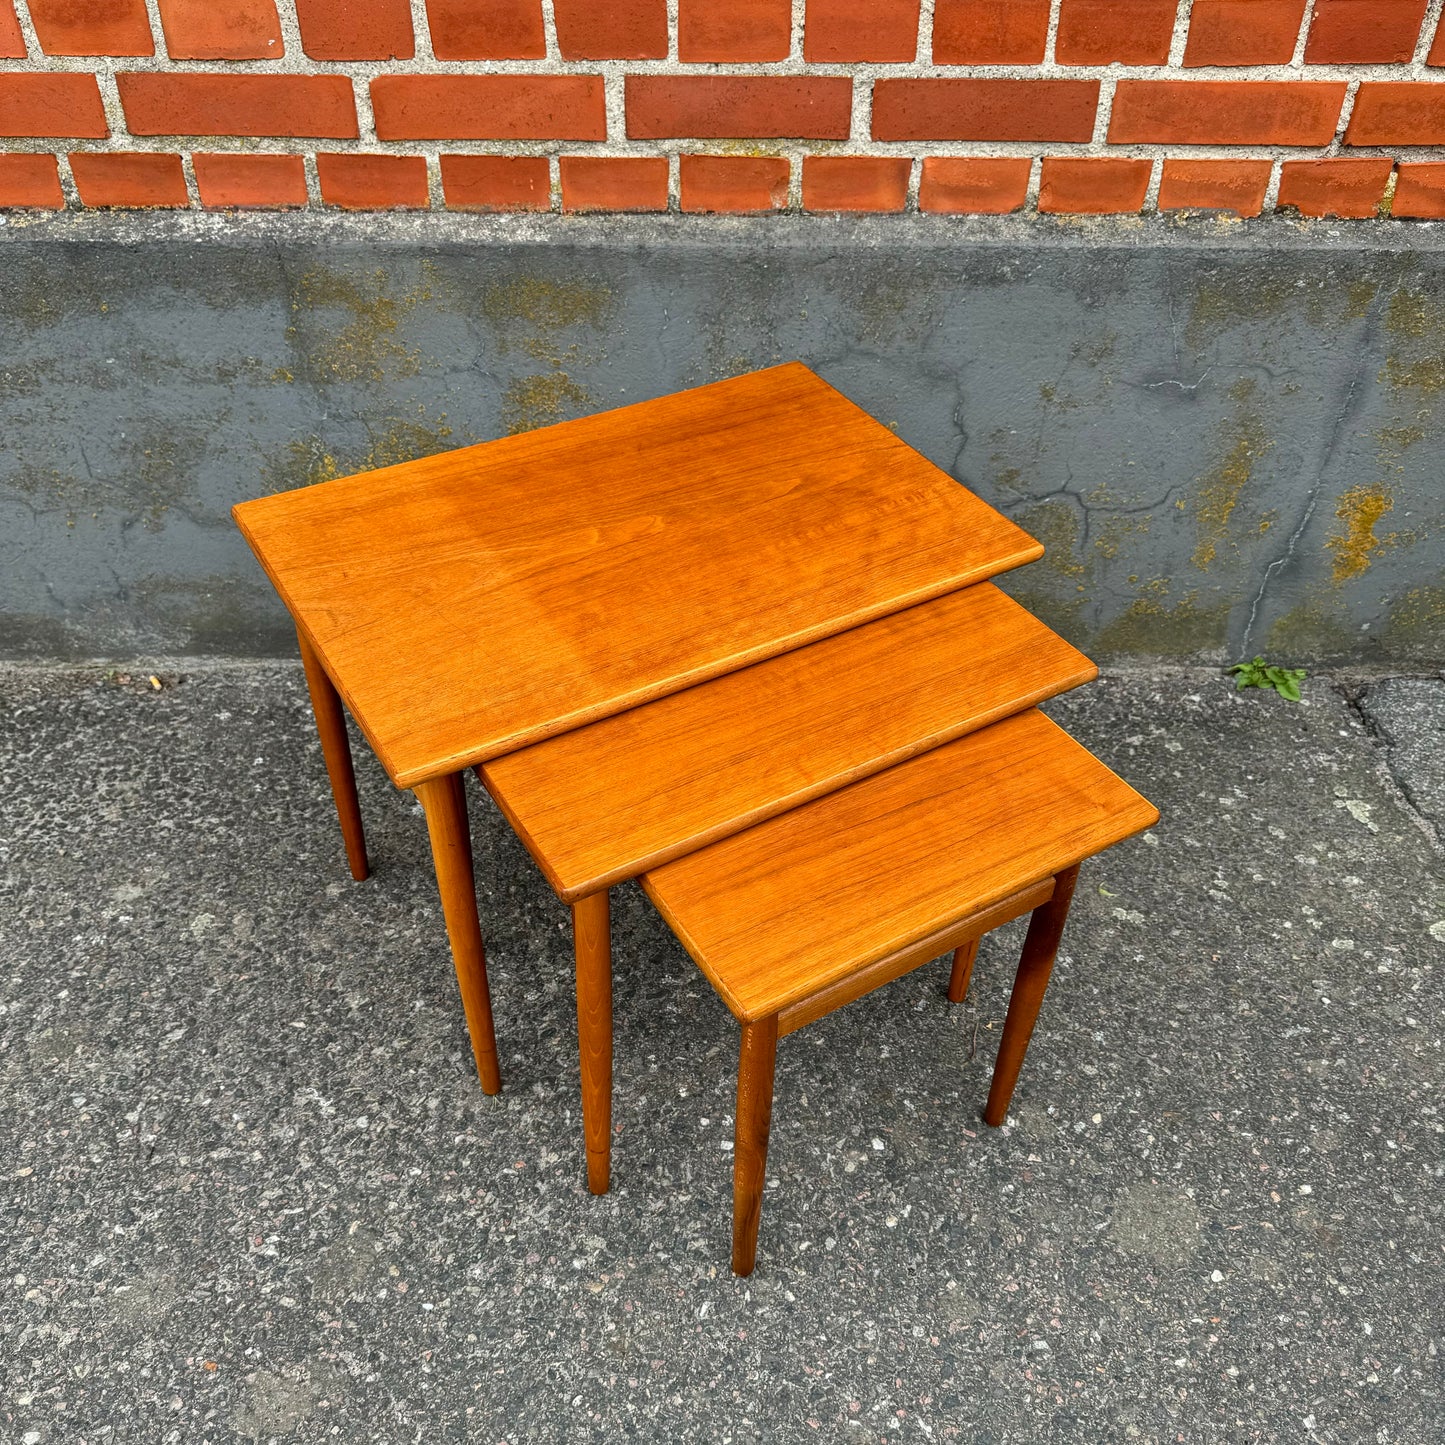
<box><xmin>1325</xmin><ymin>483</ymin><xmax>1398</xmax><ymax>585</ymax></box>
<box><xmin>482</xmin><ymin>276</ymin><xmax>613</xmax><ymax>363</ymax></box>
<box><xmin>482</xmin><ymin>277</ymin><xmax>612</xmax><ymax>421</ymax></box>
<box><xmin>287</xmin><ymin>267</ymin><xmax>429</xmax><ymax>384</ymax></box>
<box><xmin>994</xmin><ymin>467</ymin><xmax>1025</xmax><ymax>494</ymax></box>
<box><xmin>1381</xmin><ymin>355</ymin><xmax>1445</xmax><ymax>394</ymax></box>
<box><xmin>1374</xmin><ymin>423</ymin><xmax>1426</xmax><ymax>456</ymax></box>
<box><xmin>278</xmin><ymin>441</ymin><xmax>342</xmax><ymax>489</ymax></box>
<box><xmin>364</xmin><ymin>417</ymin><xmax>455</xmax><ymax>469</ymax></box>
<box><xmin>1258</xmin><ymin>509</ymin><xmax>1278</xmax><ymax>534</ymax></box>
<box><xmin>1191</xmin><ymin>415</ymin><xmax>1271</xmax><ymax>570</ymax></box>
<box><xmin>270</xmin><ymin>366</ymin><xmax>295</xmax><ymax>384</ymax></box>
<box><xmin>1227</xmin><ymin>376</ymin><xmax>1257</xmax><ymax>403</ymax></box>
<box><xmin>266</xmin><ymin>411</ymin><xmax>457</xmax><ymax>490</ymax></box>
<box><xmin>502</xmin><ymin>373</ymin><xmax>592</xmax><ymax>435</ymax></box>
<box><xmin>1379</xmin><ymin>288</ymin><xmax>1445</xmax><ymax>395</ymax></box>
<box><xmin>1038</xmin><ymin>382</ymin><xmax>1080</xmax><ymax>412</ymax></box>
<box><xmin>1384</xmin><ymin>288</ymin><xmax>1445</xmax><ymax>339</ymax></box>
<box><xmin>1019</xmin><ymin>500</ymin><xmax>1087</xmax><ymax>578</ymax></box>
<box><xmin>1187</xmin><ymin>278</ymin><xmax>1292</xmax><ymax>347</ymax></box>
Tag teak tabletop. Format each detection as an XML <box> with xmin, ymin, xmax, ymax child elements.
<box><xmin>233</xmin><ymin>363</ymin><xmax>1042</xmax><ymax>788</ymax></box>
<box><xmin>482</xmin><ymin>584</ymin><xmax>1097</xmax><ymax>902</ymax></box>
<box><xmin>642</xmin><ymin>708</ymin><xmax>1159</xmax><ymax>1023</ymax></box>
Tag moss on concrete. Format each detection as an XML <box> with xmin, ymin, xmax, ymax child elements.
<box><xmin>501</xmin><ymin>373</ymin><xmax>593</xmax><ymax>435</ymax></box>
<box><xmin>1019</xmin><ymin>500</ymin><xmax>1087</xmax><ymax>579</ymax></box>
<box><xmin>286</xmin><ymin>267</ymin><xmax>429</xmax><ymax>385</ymax></box>
<box><xmin>1192</xmin><ymin>414</ymin><xmax>1270</xmax><ymax>571</ymax></box>
<box><xmin>1094</xmin><ymin>591</ymin><xmax>1231</xmax><ymax>657</ymax></box>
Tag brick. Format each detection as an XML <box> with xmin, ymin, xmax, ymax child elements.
<box><xmin>70</xmin><ymin>151</ymin><xmax>187</xmax><ymax>208</ymax></box>
<box><xmin>1</xmin><ymin>4</ymin><xmax>25</xmax><ymax>57</ymax></box>
<box><xmin>193</xmin><ymin>152</ymin><xmax>307</xmax><ymax>207</ymax></box>
<box><xmin>440</xmin><ymin>154</ymin><xmax>549</xmax><ymax>209</ymax></box>
<box><xmin>804</xmin><ymin>0</ymin><xmax>918</xmax><ymax>62</ymax></box>
<box><xmin>1433</xmin><ymin>22</ymin><xmax>1445</xmax><ymax>64</ymax></box>
<box><xmin>918</xmin><ymin>156</ymin><xmax>1030</xmax><ymax>213</ymax></box>
<box><xmin>29</xmin><ymin>0</ymin><xmax>153</xmax><ymax>55</ymax></box>
<box><xmin>0</xmin><ymin>154</ymin><xmax>63</xmax><ymax>208</ymax></box>
<box><xmin>1276</xmin><ymin>158</ymin><xmax>1393</xmax><ymax>217</ymax></box>
<box><xmin>1345</xmin><ymin>82</ymin><xmax>1445</xmax><ymax>144</ymax></box>
<box><xmin>560</xmin><ymin>156</ymin><xmax>668</xmax><ymax>212</ymax></box>
<box><xmin>425</xmin><ymin>0</ymin><xmax>545</xmax><ymax>59</ymax></box>
<box><xmin>158</xmin><ymin>0</ymin><xmax>283</xmax><ymax>59</ymax></box>
<box><xmin>872</xmin><ymin>79</ymin><xmax>1098</xmax><ymax>142</ymax></box>
<box><xmin>1038</xmin><ymin>157</ymin><xmax>1150</xmax><ymax>213</ymax></box>
<box><xmin>933</xmin><ymin>0</ymin><xmax>1049</xmax><ymax>64</ymax></box>
<box><xmin>680</xmin><ymin>155</ymin><xmax>789</xmax><ymax>213</ymax></box>
<box><xmin>1110</xmin><ymin>81</ymin><xmax>1346</xmax><ymax>145</ymax></box>
<box><xmin>1183</xmin><ymin>0</ymin><xmax>1306</xmax><ymax>66</ymax></box>
<box><xmin>1157</xmin><ymin>158</ymin><xmax>1271</xmax><ymax>215</ymax></box>
<box><xmin>554</xmin><ymin>0</ymin><xmax>666</xmax><ymax>58</ymax></box>
<box><xmin>802</xmin><ymin>156</ymin><xmax>909</xmax><ymax>212</ymax></box>
<box><xmin>627</xmin><ymin>76</ymin><xmax>852</xmax><ymax>140</ymax></box>
<box><xmin>119</xmin><ymin>73</ymin><xmax>357</xmax><ymax>137</ymax></box>
<box><xmin>1304</xmin><ymin>0</ymin><xmax>1427</xmax><ymax>63</ymax></box>
<box><xmin>1392</xmin><ymin>163</ymin><xmax>1445</xmax><ymax>217</ymax></box>
<box><xmin>680</xmin><ymin>0</ymin><xmax>790</xmax><ymax>62</ymax></box>
<box><xmin>317</xmin><ymin>152</ymin><xmax>428</xmax><ymax>209</ymax></box>
<box><xmin>374</xmin><ymin>75</ymin><xmax>605</xmax><ymax>140</ymax></box>
<box><xmin>295</xmin><ymin>0</ymin><xmax>413</xmax><ymax>59</ymax></box>
<box><xmin>0</xmin><ymin>74</ymin><xmax>107</xmax><ymax>137</ymax></box>
<box><xmin>1055</xmin><ymin>0</ymin><xmax>1175</xmax><ymax>64</ymax></box>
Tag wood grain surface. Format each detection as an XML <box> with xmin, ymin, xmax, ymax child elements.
<box><xmin>482</xmin><ymin>583</ymin><xmax>1096</xmax><ymax>901</ymax></box>
<box><xmin>233</xmin><ymin>363</ymin><xmax>1042</xmax><ymax>787</ymax></box>
<box><xmin>642</xmin><ymin>708</ymin><xmax>1158</xmax><ymax>1022</ymax></box>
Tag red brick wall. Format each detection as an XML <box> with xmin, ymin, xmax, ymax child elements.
<box><xmin>1</xmin><ymin>0</ymin><xmax>1443</xmax><ymax>217</ymax></box>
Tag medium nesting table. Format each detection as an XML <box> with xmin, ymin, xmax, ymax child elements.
<box><xmin>233</xmin><ymin>363</ymin><xmax>1043</xmax><ymax>1099</ymax></box>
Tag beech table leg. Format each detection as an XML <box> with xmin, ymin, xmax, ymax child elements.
<box><xmin>415</xmin><ymin>772</ymin><xmax>502</xmax><ymax>1096</ymax></box>
<box><xmin>732</xmin><ymin>1014</ymin><xmax>779</xmax><ymax>1277</ymax></box>
<box><xmin>296</xmin><ymin>627</ymin><xmax>369</xmax><ymax>883</ymax></box>
<box><xmin>946</xmin><ymin>936</ymin><xmax>980</xmax><ymax>1004</ymax></box>
<box><xmin>573</xmin><ymin>890</ymin><xmax>612</xmax><ymax>1195</ymax></box>
<box><xmin>983</xmin><ymin>864</ymin><xmax>1080</xmax><ymax>1127</ymax></box>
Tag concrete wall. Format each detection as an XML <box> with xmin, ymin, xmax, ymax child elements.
<box><xmin>1</xmin><ymin>209</ymin><xmax>1442</xmax><ymax>664</ymax></box>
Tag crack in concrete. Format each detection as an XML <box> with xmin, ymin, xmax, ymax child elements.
<box><xmin>1238</xmin><ymin>289</ymin><xmax>1387</xmax><ymax>657</ymax></box>
<box><xmin>1336</xmin><ymin>679</ymin><xmax>1445</xmax><ymax>855</ymax></box>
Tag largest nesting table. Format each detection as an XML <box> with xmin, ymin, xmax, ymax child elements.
<box><xmin>233</xmin><ymin>363</ymin><xmax>1047</xmax><ymax>1099</ymax></box>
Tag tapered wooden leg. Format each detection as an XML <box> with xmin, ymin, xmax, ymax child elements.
<box><xmin>296</xmin><ymin>627</ymin><xmax>369</xmax><ymax>882</ymax></box>
<box><xmin>732</xmin><ymin>1015</ymin><xmax>779</xmax><ymax>1277</ymax></box>
<box><xmin>946</xmin><ymin>936</ymin><xmax>980</xmax><ymax>1004</ymax></box>
<box><xmin>415</xmin><ymin>772</ymin><xmax>501</xmax><ymax>1096</ymax></box>
<box><xmin>984</xmin><ymin>865</ymin><xmax>1080</xmax><ymax>1127</ymax></box>
<box><xmin>573</xmin><ymin>890</ymin><xmax>612</xmax><ymax>1195</ymax></box>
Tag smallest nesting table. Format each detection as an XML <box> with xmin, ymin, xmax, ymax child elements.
<box><xmin>640</xmin><ymin>707</ymin><xmax>1157</xmax><ymax>1273</ymax></box>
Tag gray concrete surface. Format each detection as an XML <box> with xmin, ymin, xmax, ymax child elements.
<box><xmin>1</xmin><ymin>661</ymin><xmax>1442</xmax><ymax>1443</ymax></box>
<box><xmin>1354</xmin><ymin>674</ymin><xmax>1445</xmax><ymax>849</ymax></box>
<box><xmin>2</xmin><ymin>210</ymin><xmax>1444</xmax><ymax>666</ymax></box>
